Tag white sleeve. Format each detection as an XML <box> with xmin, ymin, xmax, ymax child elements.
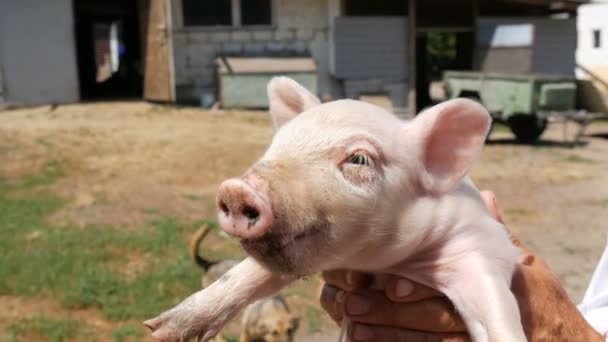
<box><xmin>578</xmin><ymin>234</ymin><xmax>608</xmax><ymax>336</ymax></box>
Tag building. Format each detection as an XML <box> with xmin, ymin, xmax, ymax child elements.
<box><xmin>577</xmin><ymin>0</ymin><xmax>608</xmax><ymax>73</ymax></box>
<box><xmin>576</xmin><ymin>0</ymin><xmax>608</xmax><ymax>112</ymax></box>
<box><xmin>0</xmin><ymin>0</ymin><xmax>585</xmax><ymax>113</ymax></box>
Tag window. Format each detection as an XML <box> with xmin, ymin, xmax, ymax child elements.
<box><xmin>182</xmin><ymin>0</ymin><xmax>232</xmax><ymax>26</ymax></box>
<box><xmin>344</xmin><ymin>0</ymin><xmax>407</xmax><ymax>16</ymax></box>
<box><xmin>593</xmin><ymin>29</ymin><xmax>602</xmax><ymax>48</ymax></box>
<box><xmin>241</xmin><ymin>0</ymin><xmax>272</xmax><ymax>26</ymax></box>
<box><xmin>478</xmin><ymin>23</ymin><xmax>533</xmax><ymax>47</ymax></box>
<box><xmin>182</xmin><ymin>0</ymin><xmax>272</xmax><ymax>27</ymax></box>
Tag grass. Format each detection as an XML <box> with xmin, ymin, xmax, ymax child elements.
<box><xmin>504</xmin><ymin>207</ymin><xmax>532</xmax><ymax>218</ymax></box>
<box><xmin>0</xmin><ymin>162</ymin><xmax>213</xmax><ymax>339</ymax></box>
<box><xmin>17</xmin><ymin>159</ymin><xmax>65</xmax><ymax>188</ymax></box>
<box><xmin>591</xmin><ymin>198</ymin><xmax>608</xmax><ymax>207</ymax></box>
<box><xmin>111</xmin><ymin>324</ymin><xmax>144</xmax><ymax>342</ymax></box>
<box><xmin>0</xmin><ymin>158</ymin><xmax>327</xmax><ymax>340</ymax></box>
<box><xmin>182</xmin><ymin>193</ymin><xmax>205</xmax><ymax>201</ymax></box>
<box><xmin>7</xmin><ymin>316</ymin><xmax>90</xmax><ymax>342</ymax></box>
<box><xmin>563</xmin><ymin>154</ymin><xmax>595</xmax><ymax>164</ymax></box>
<box><xmin>0</xmin><ymin>187</ymin><xmax>208</xmax><ymax>320</ymax></box>
<box><xmin>304</xmin><ymin>306</ymin><xmax>326</xmax><ymax>333</ymax></box>
<box><xmin>491</xmin><ymin>122</ymin><xmax>511</xmax><ymax>134</ymax></box>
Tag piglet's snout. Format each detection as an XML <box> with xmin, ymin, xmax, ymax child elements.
<box><xmin>217</xmin><ymin>178</ymin><xmax>273</xmax><ymax>239</ymax></box>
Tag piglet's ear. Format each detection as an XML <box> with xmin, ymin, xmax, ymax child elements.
<box><xmin>413</xmin><ymin>98</ymin><xmax>491</xmax><ymax>195</ymax></box>
<box><xmin>267</xmin><ymin>76</ymin><xmax>321</xmax><ymax>129</ymax></box>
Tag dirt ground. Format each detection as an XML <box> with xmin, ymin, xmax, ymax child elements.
<box><xmin>1</xmin><ymin>101</ymin><xmax>607</xmax><ymax>341</ymax></box>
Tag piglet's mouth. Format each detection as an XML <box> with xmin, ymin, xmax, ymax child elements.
<box><xmin>240</xmin><ymin>228</ymin><xmax>320</xmax><ymax>251</ymax></box>
<box><xmin>240</xmin><ymin>225</ymin><xmax>327</xmax><ymax>274</ymax></box>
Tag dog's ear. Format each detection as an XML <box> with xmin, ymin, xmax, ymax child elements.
<box><xmin>288</xmin><ymin>314</ymin><xmax>300</xmax><ymax>331</ymax></box>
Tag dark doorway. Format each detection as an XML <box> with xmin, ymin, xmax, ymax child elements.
<box><xmin>74</xmin><ymin>0</ymin><xmax>143</xmax><ymax>100</ymax></box>
<box><xmin>415</xmin><ymin>31</ymin><xmax>474</xmax><ymax>111</ymax></box>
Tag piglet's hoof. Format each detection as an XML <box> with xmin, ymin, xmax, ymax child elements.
<box><xmin>144</xmin><ymin>314</ymin><xmax>220</xmax><ymax>342</ymax></box>
<box><xmin>144</xmin><ymin>317</ymin><xmax>182</xmax><ymax>342</ymax></box>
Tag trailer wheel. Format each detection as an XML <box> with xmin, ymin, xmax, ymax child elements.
<box><xmin>508</xmin><ymin>114</ymin><xmax>547</xmax><ymax>142</ymax></box>
<box><xmin>457</xmin><ymin>92</ymin><xmax>493</xmax><ymax>141</ymax></box>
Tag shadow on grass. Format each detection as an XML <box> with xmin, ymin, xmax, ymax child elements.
<box><xmin>486</xmin><ymin>137</ymin><xmax>589</xmax><ymax>148</ymax></box>
<box><xmin>587</xmin><ymin>132</ymin><xmax>608</xmax><ymax>140</ymax></box>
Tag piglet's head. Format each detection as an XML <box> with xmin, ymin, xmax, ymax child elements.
<box><xmin>216</xmin><ymin>77</ymin><xmax>491</xmax><ymax>275</ymax></box>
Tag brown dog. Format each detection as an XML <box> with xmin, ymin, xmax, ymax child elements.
<box><xmin>240</xmin><ymin>295</ymin><xmax>299</xmax><ymax>342</ymax></box>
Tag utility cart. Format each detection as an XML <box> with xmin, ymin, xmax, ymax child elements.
<box><xmin>443</xmin><ymin>71</ymin><xmax>579</xmax><ymax>142</ymax></box>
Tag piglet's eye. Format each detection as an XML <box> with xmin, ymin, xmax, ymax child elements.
<box><xmin>347</xmin><ymin>154</ymin><xmax>370</xmax><ymax>166</ymax></box>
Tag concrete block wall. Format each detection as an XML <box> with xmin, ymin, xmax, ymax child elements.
<box><xmin>171</xmin><ymin>0</ymin><xmax>334</xmax><ymax>105</ymax></box>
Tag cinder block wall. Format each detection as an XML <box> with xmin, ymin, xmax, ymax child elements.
<box><xmin>171</xmin><ymin>0</ymin><xmax>334</xmax><ymax>105</ymax></box>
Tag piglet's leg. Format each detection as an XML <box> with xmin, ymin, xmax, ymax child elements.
<box><xmin>438</xmin><ymin>255</ymin><xmax>527</xmax><ymax>342</ymax></box>
<box><xmin>144</xmin><ymin>257</ymin><xmax>294</xmax><ymax>342</ymax></box>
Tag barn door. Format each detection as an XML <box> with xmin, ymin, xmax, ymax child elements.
<box><xmin>143</xmin><ymin>0</ymin><xmax>174</xmax><ymax>101</ymax></box>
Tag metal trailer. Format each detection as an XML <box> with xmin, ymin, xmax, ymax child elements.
<box><xmin>443</xmin><ymin>71</ymin><xmax>578</xmax><ymax>142</ymax></box>
<box><xmin>215</xmin><ymin>57</ymin><xmax>318</xmax><ymax>109</ymax></box>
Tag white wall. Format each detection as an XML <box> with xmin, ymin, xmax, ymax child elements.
<box><xmin>577</xmin><ymin>3</ymin><xmax>608</xmax><ymax>76</ymax></box>
<box><xmin>0</xmin><ymin>0</ymin><xmax>79</xmax><ymax>104</ymax></box>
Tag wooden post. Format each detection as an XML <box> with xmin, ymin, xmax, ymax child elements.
<box><xmin>472</xmin><ymin>0</ymin><xmax>479</xmax><ymax>70</ymax></box>
<box><xmin>143</xmin><ymin>0</ymin><xmax>175</xmax><ymax>102</ymax></box>
<box><xmin>407</xmin><ymin>0</ymin><xmax>417</xmax><ymax>115</ymax></box>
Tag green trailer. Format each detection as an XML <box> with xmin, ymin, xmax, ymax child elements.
<box><xmin>443</xmin><ymin>71</ymin><xmax>577</xmax><ymax>142</ymax></box>
<box><xmin>216</xmin><ymin>57</ymin><xmax>318</xmax><ymax>109</ymax></box>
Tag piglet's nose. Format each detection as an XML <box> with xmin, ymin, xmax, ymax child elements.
<box><xmin>217</xmin><ymin>178</ymin><xmax>273</xmax><ymax>239</ymax></box>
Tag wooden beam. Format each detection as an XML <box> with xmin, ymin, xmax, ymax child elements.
<box><xmin>407</xmin><ymin>0</ymin><xmax>417</xmax><ymax>115</ymax></box>
<box><xmin>502</xmin><ymin>0</ymin><xmax>587</xmax><ymax>7</ymax></box>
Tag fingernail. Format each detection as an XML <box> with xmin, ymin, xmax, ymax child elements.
<box><xmin>321</xmin><ymin>286</ymin><xmax>338</xmax><ymax>302</ymax></box>
<box><xmin>519</xmin><ymin>253</ymin><xmax>535</xmax><ymax>266</ymax></box>
<box><xmin>395</xmin><ymin>279</ymin><xmax>414</xmax><ymax>297</ymax></box>
<box><xmin>336</xmin><ymin>290</ymin><xmax>345</xmax><ymax>304</ymax></box>
<box><xmin>346</xmin><ymin>271</ymin><xmax>354</xmax><ymax>285</ymax></box>
<box><xmin>346</xmin><ymin>295</ymin><xmax>370</xmax><ymax>315</ymax></box>
<box><xmin>353</xmin><ymin>324</ymin><xmax>374</xmax><ymax>341</ymax></box>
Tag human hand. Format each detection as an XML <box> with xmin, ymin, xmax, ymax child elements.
<box><xmin>319</xmin><ymin>191</ymin><xmax>604</xmax><ymax>342</ymax></box>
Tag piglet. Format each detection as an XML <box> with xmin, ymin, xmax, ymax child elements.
<box><xmin>144</xmin><ymin>77</ymin><xmax>526</xmax><ymax>342</ymax></box>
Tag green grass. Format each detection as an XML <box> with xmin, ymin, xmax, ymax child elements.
<box><xmin>0</xmin><ymin>164</ymin><xmax>215</xmax><ymax>323</ymax></box>
<box><xmin>0</xmin><ymin>158</ymin><xmax>326</xmax><ymax>339</ymax></box>
<box><xmin>18</xmin><ymin>159</ymin><xmax>65</xmax><ymax>188</ymax></box>
<box><xmin>224</xmin><ymin>335</ymin><xmax>239</xmax><ymax>342</ymax></box>
<box><xmin>304</xmin><ymin>306</ymin><xmax>326</xmax><ymax>333</ymax></box>
<box><xmin>591</xmin><ymin>198</ymin><xmax>608</xmax><ymax>207</ymax></box>
<box><xmin>111</xmin><ymin>323</ymin><xmax>144</xmax><ymax>342</ymax></box>
<box><xmin>491</xmin><ymin>122</ymin><xmax>510</xmax><ymax>134</ymax></box>
<box><xmin>504</xmin><ymin>207</ymin><xmax>532</xmax><ymax>218</ymax></box>
<box><xmin>563</xmin><ymin>154</ymin><xmax>595</xmax><ymax>164</ymax></box>
<box><xmin>7</xmin><ymin>316</ymin><xmax>90</xmax><ymax>342</ymax></box>
<box><xmin>182</xmin><ymin>193</ymin><xmax>204</xmax><ymax>201</ymax></box>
